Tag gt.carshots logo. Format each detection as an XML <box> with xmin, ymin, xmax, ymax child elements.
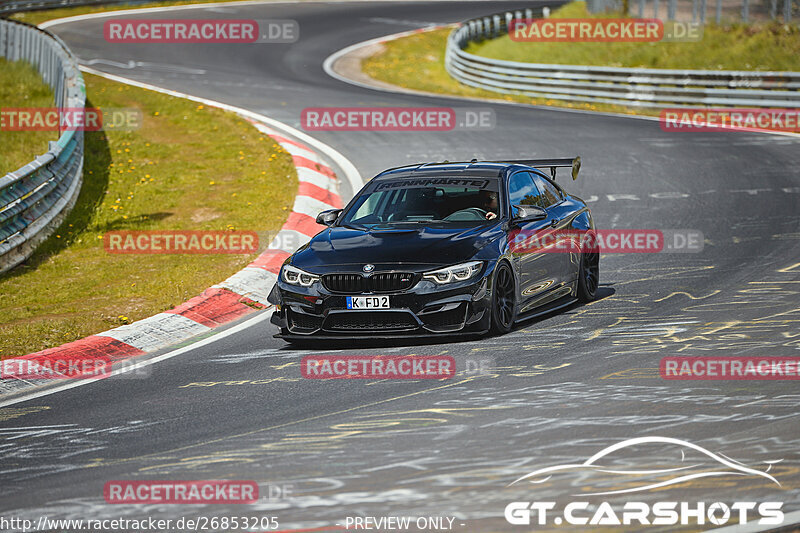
<box><xmin>504</xmin><ymin>437</ymin><xmax>784</xmax><ymax>527</ymax></box>
<box><xmin>505</xmin><ymin>501</ymin><xmax>783</xmax><ymax>526</ymax></box>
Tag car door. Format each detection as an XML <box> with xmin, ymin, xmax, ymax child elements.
<box><xmin>507</xmin><ymin>171</ymin><xmax>564</xmax><ymax>312</ymax></box>
<box><xmin>529</xmin><ymin>172</ymin><xmax>577</xmax><ymax>291</ymax></box>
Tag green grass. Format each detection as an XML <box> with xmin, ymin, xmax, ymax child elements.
<box><xmin>362</xmin><ymin>25</ymin><xmax>639</xmax><ymax>116</ymax></box>
<box><xmin>0</xmin><ymin>73</ymin><xmax>297</xmax><ymax>358</ymax></box>
<box><xmin>471</xmin><ymin>1</ymin><xmax>800</xmax><ymax>71</ymax></box>
<box><xmin>362</xmin><ymin>1</ymin><xmax>800</xmax><ymax>116</ymax></box>
<box><xmin>0</xmin><ymin>58</ymin><xmax>58</xmax><ymax>174</ymax></box>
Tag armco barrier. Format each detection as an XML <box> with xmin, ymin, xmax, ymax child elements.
<box><xmin>0</xmin><ymin>19</ymin><xmax>85</xmax><ymax>273</ymax></box>
<box><xmin>444</xmin><ymin>8</ymin><xmax>800</xmax><ymax>108</ymax></box>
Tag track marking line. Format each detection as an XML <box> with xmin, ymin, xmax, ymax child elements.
<box><xmin>50</xmin><ymin>376</ymin><xmax>477</xmax><ymax>470</ymax></box>
<box><xmin>0</xmin><ymin>311</ymin><xmax>272</xmax><ymax>408</ymax></box>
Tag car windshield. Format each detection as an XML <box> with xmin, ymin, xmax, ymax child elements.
<box><xmin>339</xmin><ymin>176</ymin><xmax>502</xmax><ymax>226</ymax></box>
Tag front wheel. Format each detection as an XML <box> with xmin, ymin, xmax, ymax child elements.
<box><xmin>490</xmin><ymin>262</ymin><xmax>517</xmax><ymax>335</ymax></box>
<box><xmin>577</xmin><ymin>246</ymin><xmax>599</xmax><ymax>302</ymax></box>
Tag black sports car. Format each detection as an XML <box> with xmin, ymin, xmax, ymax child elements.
<box><xmin>268</xmin><ymin>158</ymin><xmax>598</xmax><ymax>340</ymax></box>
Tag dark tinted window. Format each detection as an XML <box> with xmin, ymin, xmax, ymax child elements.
<box><xmin>508</xmin><ymin>172</ymin><xmax>546</xmax><ymax>208</ymax></box>
<box><xmin>341</xmin><ymin>177</ymin><xmax>501</xmax><ymax>226</ymax></box>
<box><xmin>531</xmin><ymin>174</ymin><xmax>562</xmax><ymax>207</ymax></box>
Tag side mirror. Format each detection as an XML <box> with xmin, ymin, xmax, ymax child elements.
<box><xmin>512</xmin><ymin>204</ymin><xmax>547</xmax><ymax>222</ymax></box>
<box><xmin>315</xmin><ymin>209</ymin><xmax>342</xmax><ymax>227</ymax></box>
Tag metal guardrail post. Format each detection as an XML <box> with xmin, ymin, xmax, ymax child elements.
<box><xmin>716</xmin><ymin>0</ymin><xmax>723</xmax><ymax>23</ymax></box>
<box><xmin>784</xmin><ymin>0</ymin><xmax>792</xmax><ymax>22</ymax></box>
<box><xmin>742</xmin><ymin>0</ymin><xmax>749</xmax><ymax>22</ymax></box>
<box><xmin>653</xmin><ymin>0</ymin><xmax>660</xmax><ymax>18</ymax></box>
<box><xmin>700</xmin><ymin>0</ymin><xmax>707</xmax><ymax>23</ymax></box>
<box><xmin>638</xmin><ymin>0</ymin><xmax>645</xmax><ymax>17</ymax></box>
<box><xmin>668</xmin><ymin>0</ymin><xmax>676</xmax><ymax>20</ymax></box>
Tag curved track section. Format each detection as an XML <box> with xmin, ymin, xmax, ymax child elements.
<box><xmin>1</xmin><ymin>2</ymin><xmax>799</xmax><ymax>531</ymax></box>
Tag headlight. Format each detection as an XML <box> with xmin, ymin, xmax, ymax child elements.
<box><xmin>282</xmin><ymin>264</ymin><xmax>319</xmax><ymax>287</ymax></box>
<box><xmin>423</xmin><ymin>261</ymin><xmax>483</xmax><ymax>285</ymax></box>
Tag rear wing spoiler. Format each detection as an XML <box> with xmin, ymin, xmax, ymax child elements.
<box><xmin>385</xmin><ymin>156</ymin><xmax>582</xmax><ymax>180</ymax></box>
<box><xmin>489</xmin><ymin>156</ymin><xmax>582</xmax><ymax>181</ymax></box>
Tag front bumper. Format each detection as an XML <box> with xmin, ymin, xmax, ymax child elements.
<box><xmin>269</xmin><ymin>271</ymin><xmax>493</xmax><ymax>338</ymax></box>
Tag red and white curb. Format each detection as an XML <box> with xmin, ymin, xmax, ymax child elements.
<box><xmin>1</xmin><ymin>78</ymin><xmax>355</xmax><ymax>399</ymax></box>
<box><xmin>213</xmin><ymin>121</ymin><xmax>342</xmax><ymax>303</ymax></box>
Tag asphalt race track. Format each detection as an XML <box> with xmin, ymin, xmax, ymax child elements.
<box><xmin>2</xmin><ymin>2</ymin><xmax>800</xmax><ymax>531</ymax></box>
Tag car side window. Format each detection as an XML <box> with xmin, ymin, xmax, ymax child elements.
<box><xmin>508</xmin><ymin>172</ymin><xmax>546</xmax><ymax>208</ymax></box>
<box><xmin>531</xmin><ymin>174</ymin><xmax>562</xmax><ymax>207</ymax></box>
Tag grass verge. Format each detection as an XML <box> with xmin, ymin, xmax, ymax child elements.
<box><xmin>0</xmin><ymin>58</ymin><xmax>57</xmax><ymax>175</ymax></box>
<box><xmin>0</xmin><ymin>72</ymin><xmax>297</xmax><ymax>358</ymax></box>
<box><xmin>471</xmin><ymin>2</ymin><xmax>800</xmax><ymax>71</ymax></box>
<box><xmin>361</xmin><ymin>25</ymin><xmax>645</xmax><ymax>117</ymax></box>
<box><xmin>362</xmin><ymin>1</ymin><xmax>800</xmax><ymax>117</ymax></box>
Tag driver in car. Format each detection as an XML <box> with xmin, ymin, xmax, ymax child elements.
<box><xmin>479</xmin><ymin>189</ymin><xmax>498</xmax><ymax>220</ymax></box>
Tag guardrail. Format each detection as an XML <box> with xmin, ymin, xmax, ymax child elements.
<box><xmin>590</xmin><ymin>0</ymin><xmax>795</xmax><ymax>24</ymax></box>
<box><xmin>0</xmin><ymin>19</ymin><xmax>85</xmax><ymax>273</ymax></box>
<box><xmin>444</xmin><ymin>8</ymin><xmax>800</xmax><ymax>108</ymax></box>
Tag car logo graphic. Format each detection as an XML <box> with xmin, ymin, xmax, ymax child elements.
<box><xmin>507</xmin><ymin>436</ymin><xmax>782</xmax><ymax>496</ymax></box>
<box><xmin>363</xmin><ymin>264</ymin><xmax>375</xmax><ymax>273</ymax></box>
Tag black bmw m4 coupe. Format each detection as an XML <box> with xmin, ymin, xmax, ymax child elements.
<box><xmin>268</xmin><ymin>158</ymin><xmax>599</xmax><ymax>341</ymax></box>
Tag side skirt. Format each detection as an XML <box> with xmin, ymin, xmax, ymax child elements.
<box><xmin>514</xmin><ymin>295</ymin><xmax>577</xmax><ymax>325</ymax></box>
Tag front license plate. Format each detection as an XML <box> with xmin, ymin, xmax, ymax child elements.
<box><xmin>346</xmin><ymin>296</ymin><xmax>390</xmax><ymax>309</ymax></box>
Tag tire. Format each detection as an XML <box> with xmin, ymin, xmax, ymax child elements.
<box><xmin>577</xmin><ymin>242</ymin><xmax>599</xmax><ymax>303</ymax></box>
<box><xmin>490</xmin><ymin>262</ymin><xmax>517</xmax><ymax>335</ymax></box>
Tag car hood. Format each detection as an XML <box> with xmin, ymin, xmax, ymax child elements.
<box><xmin>291</xmin><ymin>223</ymin><xmax>502</xmax><ymax>271</ymax></box>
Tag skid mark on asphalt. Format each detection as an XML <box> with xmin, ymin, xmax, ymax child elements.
<box><xmin>0</xmin><ymin>406</ymin><xmax>50</xmax><ymax>422</ymax></box>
